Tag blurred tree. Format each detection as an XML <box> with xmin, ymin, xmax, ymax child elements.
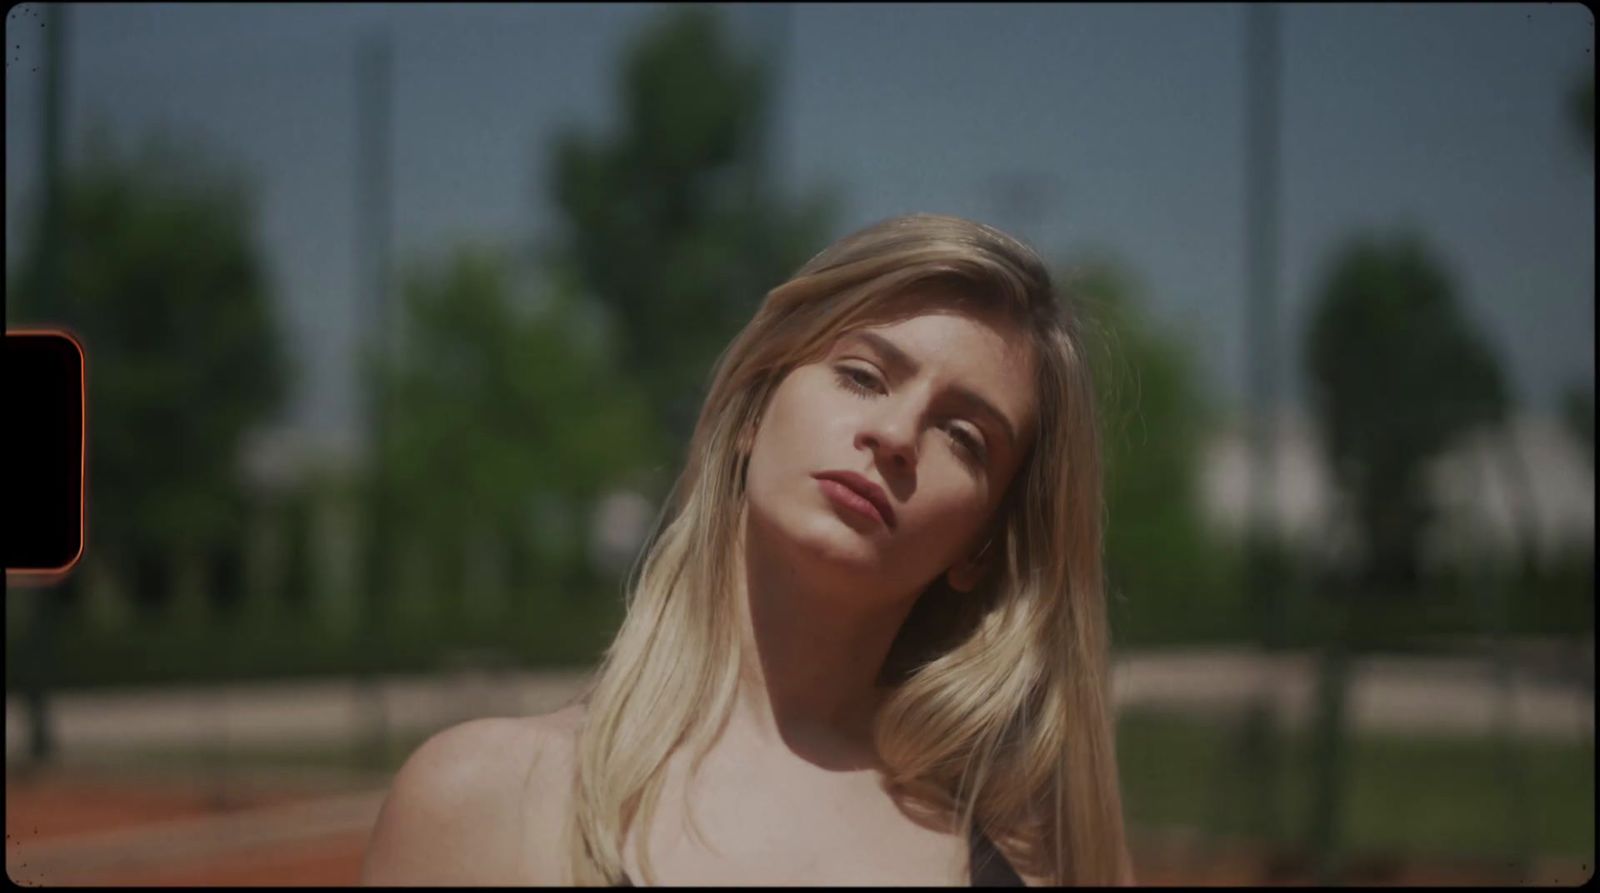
<box><xmin>1301</xmin><ymin>232</ymin><xmax>1509</xmax><ymax>880</ymax></box>
<box><xmin>543</xmin><ymin>5</ymin><xmax>838</xmax><ymax>467</ymax></box>
<box><xmin>1569</xmin><ymin>67</ymin><xmax>1593</xmax><ymax>156</ymax></box>
<box><xmin>1561</xmin><ymin>385</ymin><xmax>1594</xmax><ymax>455</ymax></box>
<box><xmin>7</xmin><ymin>127</ymin><xmax>291</xmax><ymax>618</ymax></box>
<box><xmin>1305</xmin><ymin>233</ymin><xmax>1508</xmax><ymax>591</ymax></box>
<box><xmin>365</xmin><ymin>246</ymin><xmax>659</xmax><ymax>631</ymax></box>
<box><xmin>1069</xmin><ymin>253</ymin><xmax>1291</xmax><ymax>860</ymax></box>
<box><xmin>1069</xmin><ymin>256</ymin><xmax>1233</xmax><ymax>645</ymax></box>
<box><xmin>1563</xmin><ymin>68</ymin><xmax>1594</xmax><ymax>459</ymax></box>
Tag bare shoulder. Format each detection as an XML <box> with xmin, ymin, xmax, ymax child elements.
<box><xmin>360</xmin><ymin>704</ymin><xmax>587</xmax><ymax>886</ymax></box>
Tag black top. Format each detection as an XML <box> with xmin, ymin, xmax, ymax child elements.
<box><xmin>614</xmin><ymin>824</ymin><xmax>1025</xmax><ymax>886</ymax></box>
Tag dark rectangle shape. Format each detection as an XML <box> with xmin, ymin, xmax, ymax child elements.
<box><xmin>6</xmin><ymin>329</ymin><xmax>86</xmax><ymax>577</ymax></box>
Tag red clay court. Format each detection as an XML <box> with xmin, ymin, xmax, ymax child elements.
<box><xmin>8</xmin><ymin>764</ymin><xmax>1583</xmax><ymax>886</ymax></box>
<box><xmin>6</xmin><ymin>766</ymin><xmax>380</xmax><ymax>886</ymax></box>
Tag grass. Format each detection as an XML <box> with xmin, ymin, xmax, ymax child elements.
<box><xmin>69</xmin><ymin>729</ymin><xmax>437</xmax><ymax>781</ymax></box>
<box><xmin>70</xmin><ymin>705</ymin><xmax>1594</xmax><ymax>865</ymax></box>
<box><xmin>1115</xmin><ymin>709</ymin><xmax>1595</xmax><ymax>863</ymax></box>
<box><xmin>4</xmin><ymin>598</ymin><xmax>620</xmax><ymax>694</ymax></box>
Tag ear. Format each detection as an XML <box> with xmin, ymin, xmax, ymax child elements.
<box><xmin>946</xmin><ymin>560</ymin><xmax>983</xmax><ymax>593</ymax></box>
<box><xmin>946</xmin><ymin>539</ymin><xmax>997</xmax><ymax>593</ymax></box>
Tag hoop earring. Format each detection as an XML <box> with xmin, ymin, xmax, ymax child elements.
<box><xmin>970</xmin><ymin>536</ymin><xmax>996</xmax><ymax>566</ymax></box>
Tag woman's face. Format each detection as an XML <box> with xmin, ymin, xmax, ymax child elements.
<box><xmin>743</xmin><ymin>301</ymin><xmax>1038</xmax><ymax>600</ymax></box>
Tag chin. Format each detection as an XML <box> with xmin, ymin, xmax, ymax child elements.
<box><xmin>747</xmin><ymin>488</ymin><xmax>886</xmax><ymax>575</ymax></box>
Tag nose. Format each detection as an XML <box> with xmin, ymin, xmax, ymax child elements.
<box><xmin>855</xmin><ymin>405</ymin><xmax>918</xmax><ymax>471</ymax></box>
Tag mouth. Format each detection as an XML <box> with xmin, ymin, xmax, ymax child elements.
<box><xmin>812</xmin><ymin>471</ymin><xmax>895</xmax><ymax>529</ymax></box>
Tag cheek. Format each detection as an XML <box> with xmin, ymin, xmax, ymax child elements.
<box><xmin>747</xmin><ymin>373</ymin><xmax>839</xmax><ymax>475</ymax></box>
<box><xmin>900</xmin><ymin>488</ymin><xmax>989</xmax><ymax>559</ymax></box>
<box><xmin>743</xmin><ymin>387</ymin><xmax>809</xmax><ymax>503</ymax></box>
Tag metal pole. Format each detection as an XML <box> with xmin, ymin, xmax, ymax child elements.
<box><xmin>356</xmin><ymin>28</ymin><xmax>395</xmax><ymax>467</ymax></box>
<box><xmin>736</xmin><ymin>1</ymin><xmax>789</xmax><ymax>308</ymax></box>
<box><xmin>757</xmin><ymin>2</ymin><xmax>790</xmax><ymax>200</ymax></box>
<box><xmin>24</xmin><ymin>0</ymin><xmax>72</xmax><ymax>768</ymax></box>
<box><xmin>1245</xmin><ymin>2</ymin><xmax>1282</xmax><ymax>631</ymax></box>
<box><xmin>1241</xmin><ymin>0</ymin><xmax>1284</xmax><ymax>855</ymax></box>
<box><xmin>1487</xmin><ymin>433</ymin><xmax>1538</xmax><ymax>879</ymax></box>
<box><xmin>989</xmin><ymin>172</ymin><xmax>1053</xmax><ymax>249</ymax></box>
<box><xmin>356</xmin><ymin>26</ymin><xmax>395</xmax><ymax>767</ymax></box>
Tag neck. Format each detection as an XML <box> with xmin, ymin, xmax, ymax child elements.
<box><xmin>726</xmin><ymin>504</ymin><xmax>921</xmax><ymax>772</ymax></box>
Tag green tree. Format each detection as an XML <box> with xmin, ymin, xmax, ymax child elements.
<box><xmin>1300</xmin><ymin>231</ymin><xmax>1509</xmax><ymax>880</ymax></box>
<box><xmin>543</xmin><ymin>6</ymin><xmax>838</xmax><ymax>467</ymax></box>
<box><xmin>1070</xmin><ymin>256</ymin><xmax>1233</xmax><ymax>645</ymax></box>
<box><xmin>1562</xmin><ymin>67</ymin><xmax>1594</xmax><ymax>457</ymax></box>
<box><xmin>1305</xmin><ymin>233</ymin><xmax>1508</xmax><ymax>591</ymax></box>
<box><xmin>1569</xmin><ymin>68</ymin><xmax>1593</xmax><ymax>156</ymax></box>
<box><xmin>8</xmin><ymin>128</ymin><xmax>290</xmax><ymax>616</ymax></box>
<box><xmin>366</xmin><ymin>246</ymin><xmax>659</xmax><ymax>636</ymax></box>
<box><xmin>1561</xmin><ymin>386</ymin><xmax>1594</xmax><ymax>455</ymax></box>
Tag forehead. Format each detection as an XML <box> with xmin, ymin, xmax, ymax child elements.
<box><xmin>828</xmin><ymin>305</ymin><xmax>1038</xmax><ymax>440</ymax></box>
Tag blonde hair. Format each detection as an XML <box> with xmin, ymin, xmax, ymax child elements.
<box><xmin>564</xmin><ymin>213</ymin><xmax>1132</xmax><ymax>885</ymax></box>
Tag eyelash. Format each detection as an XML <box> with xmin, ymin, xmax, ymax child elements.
<box><xmin>832</xmin><ymin>366</ymin><xmax>987</xmax><ymax>464</ymax></box>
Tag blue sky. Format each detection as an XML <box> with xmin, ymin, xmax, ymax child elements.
<box><xmin>6</xmin><ymin>3</ymin><xmax>1593</xmax><ymax>446</ymax></box>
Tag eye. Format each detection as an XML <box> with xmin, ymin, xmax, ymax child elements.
<box><xmin>834</xmin><ymin>366</ymin><xmax>883</xmax><ymax>397</ymax></box>
<box><xmin>836</xmin><ymin>365</ymin><xmax>988</xmax><ymax>467</ymax></box>
<box><xmin>946</xmin><ymin>423</ymin><xmax>987</xmax><ymax>464</ymax></box>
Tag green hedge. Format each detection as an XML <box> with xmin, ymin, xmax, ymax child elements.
<box><xmin>1117</xmin><ymin>709</ymin><xmax>1595</xmax><ymax>861</ymax></box>
<box><xmin>7</xmin><ymin>549</ymin><xmax>1590</xmax><ymax>691</ymax></box>
<box><xmin>5</xmin><ymin>587</ymin><xmax>624</xmax><ymax>693</ymax></box>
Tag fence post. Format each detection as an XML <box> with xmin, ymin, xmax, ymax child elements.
<box><xmin>168</xmin><ymin>542</ymin><xmax>211</xmax><ymax>632</ymax></box>
<box><xmin>82</xmin><ymin>555</ymin><xmax>132</xmax><ymax>634</ymax></box>
<box><xmin>308</xmin><ymin>485</ymin><xmax>356</xmax><ymax>636</ymax></box>
<box><xmin>242</xmin><ymin>495</ymin><xmax>284</xmax><ymax>629</ymax></box>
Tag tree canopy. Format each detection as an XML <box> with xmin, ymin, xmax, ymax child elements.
<box><xmin>8</xmin><ymin>130</ymin><xmax>290</xmax><ymax>607</ymax></box>
<box><xmin>1304</xmin><ymin>233</ymin><xmax>1508</xmax><ymax>588</ymax></box>
<box><xmin>1070</xmin><ymin>256</ymin><xmax>1233</xmax><ymax>643</ymax></box>
<box><xmin>543</xmin><ymin>6</ymin><xmax>838</xmax><ymax>464</ymax></box>
<box><xmin>368</xmin><ymin>247</ymin><xmax>660</xmax><ymax>578</ymax></box>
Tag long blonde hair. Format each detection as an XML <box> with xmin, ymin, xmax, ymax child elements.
<box><xmin>564</xmin><ymin>213</ymin><xmax>1132</xmax><ymax>885</ymax></box>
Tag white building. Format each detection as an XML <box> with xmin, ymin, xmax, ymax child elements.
<box><xmin>1199</xmin><ymin>411</ymin><xmax>1594</xmax><ymax>571</ymax></box>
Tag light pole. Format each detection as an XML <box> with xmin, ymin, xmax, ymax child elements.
<box><xmin>355</xmin><ymin>25</ymin><xmax>395</xmax><ymax>768</ymax></box>
<box><xmin>986</xmin><ymin>171</ymin><xmax>1057</xmax><ymax>251</ymax></box>
<box><xmin>23</xmin><ymin>0</ymin><xmax>73</xmax><ymax>769</ymax></box>
<box><xmin>1242</xmin><ymin>0</ymin><xmax>1285</xmax><ymax>861</ymax></box>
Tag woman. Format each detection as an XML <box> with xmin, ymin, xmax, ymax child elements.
<box><xmin>361</xmin><ymin>214</ymin><xmax>1135</xmax><ymax>886</ymax></box>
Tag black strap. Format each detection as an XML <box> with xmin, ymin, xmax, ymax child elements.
<box><xmin>967</xmin><ymin>825</ymin><xmax>1026</xmax><ymax>887</ymax></box>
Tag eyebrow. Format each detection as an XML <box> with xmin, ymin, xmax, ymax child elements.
<box><xmin>842</xmin><ymin>330</ymin><xmax>1019</xmax><ymax>451</ymax></box>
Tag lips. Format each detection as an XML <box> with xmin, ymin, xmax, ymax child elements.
<box><xmin>813</xmin><ymin>470</ymin><xmax>896</xmax><ymax>528</ymax></box>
